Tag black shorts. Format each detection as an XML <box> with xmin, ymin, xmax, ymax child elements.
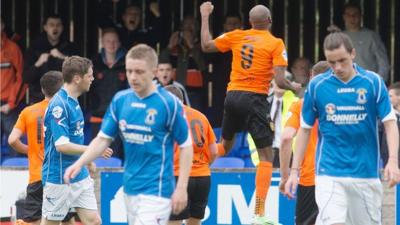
<box><xmin>222</xmin><ymin>91</ymin><xmax>273</xmax><ymax>148</ymax></box>
<box><xmin>18</xmin><ymin>181</ymin><xmax>43</xmax><ymax>222</ymax></box>
<box><xmin>170</xmin><ymin>176</ymin><xmax>211</xmax><ymax>220</ymax></box>
<box><xmin>18</xmin><ymin>181</ymin><xmax>76</xmax><ymax>222</ymax></box>
<box><xmin>295</xmin><ymin>185</ymin><xmax>318</xmax><ymax>225</ymax></box>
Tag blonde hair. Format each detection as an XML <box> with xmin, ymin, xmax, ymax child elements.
<box><xmin>126</xmin><ymin>44</ymin><xmax>158</xmax><ymax>69</ymax></box>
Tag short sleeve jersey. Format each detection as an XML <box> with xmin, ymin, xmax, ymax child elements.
<box><xmin>285</xmin><ymin>100</ymin><xmax>318</xmax><ymax>186</ymax></box>
<box><xmin>173</xmin><ymin>106</ymin><xmax>216</xmax><ymax>177</ymax></box>
<box><xmin>14</xmin><ymin>99</ymin><xmax>48</xmax><ymax>184</ymax></box>
<box><xmin>214</xmin><ymin>29</ymin><xmax>288</xmax><ymax>94</ymax></box>
<box><xmin>100</xmin><ymin>86</ymin><xmax>190</xmax><ymax>198</ymax></box>
<box><xmin>42</xmin><ymin>88</ymin><xmax>89</xmax><ymax>184</ymax></box>
<box><xmin>301</xmin><ymin>64</ymin><xmax>396</xmax><ymax>178</ymax></box>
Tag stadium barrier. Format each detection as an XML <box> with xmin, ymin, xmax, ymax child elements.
<box><xmin>0</xmin><ymin>167</ymin><xmax>397</xmax><ymax>225</ymax></box>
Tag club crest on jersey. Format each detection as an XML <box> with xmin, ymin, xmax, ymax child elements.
<box><xmin>145</xmin><ymin>109</ymin><xmax>157</xmax><ymax>125</ymax></box>
<box><xmin>52</xmin><ymin>106</ymin><xmax>63</xmax><ymax>119</ymax></box>
<box><xmin>325</xmin><ymin>103</ymin><xmax>336</xmax><ymax>115</ymax></box>
<box><xmin>356</xmin><ymin>88</ymin><xmax>367</xmax><ymax>104</ymax></box>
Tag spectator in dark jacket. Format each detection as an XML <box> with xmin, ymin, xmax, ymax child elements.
<box><xmin>154</xmin><ymin>57</ymin><xmax>191</xmax><ymax>106</ymax></box>
<box><xmin>89</xmin><ymin>27</ymin><xmax>127</xmax><ymax>160</ymax></box>
<box><xmin>163</xmin><ymin>15</ymin><xmax>208</xmax><ymax>112</ymax></box>
<box><xmin>116</xmin><ymin>2</ymin><xmax>162</xmax><ymax>50</ymax></box>
<box><xmin>23</xmin><ymin>14</ymin><xmax>78</xmax><ymax>104</ymax></box>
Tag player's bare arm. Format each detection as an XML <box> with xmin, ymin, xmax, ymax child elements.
<box><xmin>8</xmin><ymin>128</ymin><xmax>28</xmax><ymax>154</ymax></box>
<box><xmin>200</xmin><ymin>1</ymin><xmax>218</xmax><ymax>52</ymax></box>
<box><xmin>383</xmin><ymin>119</ymin><xmax>400</xmax><ymax>187</ymax></box>
<box><xmin>56</xmin><ymin>138</ymin><xmax>112</xmax><ymax>157</ymax></box>
<box><xmin>274</xmin><ymin>66</ymin><xmax>302</xmax><ymax>93</ymax></box>
<box><xmin>56</xmin><ymin>142</ymin><xmax>88</xmax><ymax>155</ymax></box>
<box><xmin>284</xmin><ymin>127</ymin><xmax>311</xmax><ymax>199</ymax></box>
<box><xmin>279</xmin><ymin>127</ymin><xmax>297</xmax><ymax>193</ymax></box>
<box><xmin>171</xmin><ymin>145</ymin><xmax>193</xmax><ymax>214</ymax></box>
<box><xmin>64</xmin><ymin>136</ymin><xmax>112</xmax><ymax>183</ymax></box>
<box><xmin>208</xmin><ymin>142</ymin><xmax>218</xmax><ymax>163</ymax></box>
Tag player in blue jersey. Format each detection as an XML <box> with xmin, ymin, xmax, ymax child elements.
<box><xmin>284</xmin><ymin>32</ymin><xmax>400</xmax><ymax>225</ymax></box>
<box><xmin>64</xmin><ymin>44</ymin><xmax>194</xmax><ymax>225</ymax></box>
<box><xmin>42</xmin><ymin>56</ymin><xmax>112</xmax><ymax>225</ymax></box>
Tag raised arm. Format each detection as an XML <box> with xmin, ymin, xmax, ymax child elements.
<box><xmin>200</xmin><ymin>2</ymin><xmax>218</xmax><ymax>52</ymax></box>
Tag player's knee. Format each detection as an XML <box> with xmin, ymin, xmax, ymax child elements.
<box><xmin>87</xmin><ymin>214</ymin><xmax>102</xmax><ymax>225</ymax></box>
<box><xmin>94</xmin><ymin>215</ymin><xmax>102</xmax><ymax>225</ymax></box>
<box><xmin>257</xmin><ymin>147</ymin><xmax>274</xmax><ymax>162</ymax></box>
<box><xmin>221</xmin><ymin>138</ymin><xmax>234</xmax><ymax>152</ymax></box>
<box><xmin>280</xmin><ymin>132</ymin><xmax>293</xmax><ymax>144</ymax></box>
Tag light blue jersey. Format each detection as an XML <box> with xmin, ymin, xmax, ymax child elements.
<box><xmin>43</xmin><ymin>88</ymin><xmax>89</xmax><ymax>184</ymax></box>
<box><xmin>99</xmin><ymin>86</ymin><xmax>190</xmax><ymax>198</ymax></box>
<box><xmin>301</xmin><ymin>64</ymin><xmax>396</xmax><ymax>178</ymax></box>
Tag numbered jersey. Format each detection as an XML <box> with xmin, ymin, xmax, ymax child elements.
<box><xmin>13</xmin><ymin>99</ymin><xmax>48</xmax><ymax>184</ymax></box>
<box><xmin>214</xmin><ymin>29</ymin><xmax>288</xmax><ymax>94</ymax></box>
<box><xmin>173</xmin><ymin>106</ymin><xmax>216</xmax><ymax>177</ymax></box>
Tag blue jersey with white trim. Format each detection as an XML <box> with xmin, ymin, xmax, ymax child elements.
<box><xmin>301</xmin><ymin>64</ymin><xmax>395</xmax><ymax>178</ymax></box>
<box><xmin>100</xmin><ymin>86</ymin><xmax>190</xmax><ymax>198</ymax></box>
<box><xmin>42</xmin><ymin>88</ymin><xmax>89</xmax><ymax>184</ymax></box>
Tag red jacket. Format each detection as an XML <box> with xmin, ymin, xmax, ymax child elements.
<box><xmin>0</xmin><ymin>32</ymin><xmax>26</xmax><ymax>109</ymax></box>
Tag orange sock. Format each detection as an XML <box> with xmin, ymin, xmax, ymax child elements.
<box><xmin>217</xmin><ymin>143</ymin><xmax>226</xmax><ymax>156</ymax></box>
<box><xmin>254</xmin><ymin>161</ymin><xmax>273</xmax><ymax>216</ymax></box>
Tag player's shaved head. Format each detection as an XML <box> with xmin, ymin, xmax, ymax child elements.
<box><xmin>312</xmin><ymin>61</ymin><xmax>330</xmax><ymax>77</ymax></box>
<box><xmin>164</xmin><ymin>85</ymin><xmax>184</xmax><ymax>102</ymax></box>
<box><xmin>249</xmin><ymin>5</ymin><xmax>271</xmax><ymax>29</ymax></box>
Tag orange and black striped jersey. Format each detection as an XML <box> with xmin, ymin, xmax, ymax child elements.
<box><xmin>214</xmin><ymin>29</ymin><xmax>288</xmax><ymax>94</ymax></box>
<box><xmin>14</xmin><ymin>99</ymin><xmax>48</xmax><ymax>183</ymax></box>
